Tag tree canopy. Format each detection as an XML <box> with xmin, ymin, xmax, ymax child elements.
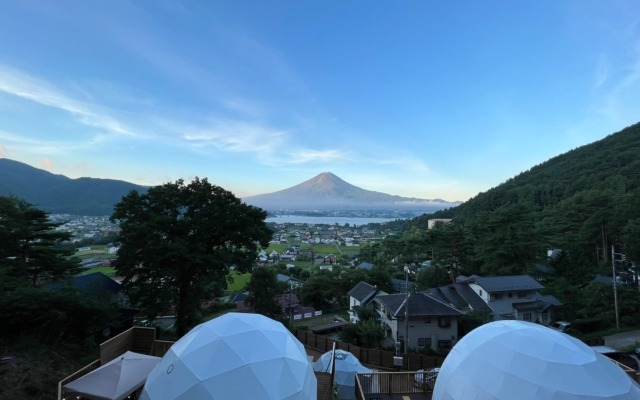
<box><xmin>0</xmin><ymin>196</ymin><xmax>77</xmax><ymax>286</ymax></box>
<box><xmin>0</xmin><ymin>196</ymin><xmax>115</xmax><ymax>346</ymax></box>
<box><xmin>245</xmin><ymin>267</ymin><xmax>287</xmax><ymax>319</ymax></box>
<box><xmin>111</xmin><ymin>178</ymin><xmax>272</xmax><ymax>336</ymax></box>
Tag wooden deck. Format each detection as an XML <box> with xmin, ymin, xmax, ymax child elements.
<box><xmin>363</xmin><ymin>394</ymin><xmax>432</xmax><ymax>400</ymax></box>
<box><xmin>356</xmin><ymin>371</ymin><xmax>436</xmax><ymax>400</ymax></box>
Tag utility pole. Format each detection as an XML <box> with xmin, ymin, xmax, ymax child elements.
<box><xmin>612</xmin><ymin>245</ymin><xmax>620</xmax><ymax>330</ymax></box>
<box><xmin>404</xmin><ymin>265</ymin><xmax>410</xmax><ymax>353</ymax></box>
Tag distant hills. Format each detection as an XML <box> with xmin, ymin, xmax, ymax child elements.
<box><xmin>425</xmin><ymin>121</ymin><xmax>640</xmax><ymax>221</ymax></box>
<box><xmin>243</xmin><ymin>172</ymin><xmax>461</xmax><ymax>213</ymax></box>
<box><xmin>0</xmin><ymin>159</ymin><xmax>147</xmax><ymax>216</ymax></box>
<box><xmin>0</xmin><ymin>160</ymin><xmax>460</xmax><ymax>216</ymax></box>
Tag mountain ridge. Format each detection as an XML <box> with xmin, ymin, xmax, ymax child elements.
<box><xmin>0</xmin><ymin>158</ymin><xmax>148</xmax><ymax>215</ymax></box>
<box><xmin>243</xmin><ymin>172</ymin><xmax>460</xmax><ymax>213</ymax></box>
<box><xmin>0</xmin><ymin>159</ymin><xmax>459</xmax><ymax>215</ymax></box>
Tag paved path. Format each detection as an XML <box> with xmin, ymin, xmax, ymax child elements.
<box><xmin>604</xmin><ymin>330</ymin><xmax>640</xmax><ymax>350</ymax></box>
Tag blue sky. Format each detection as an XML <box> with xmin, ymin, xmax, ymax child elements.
<box><xmin>0</xmin><ymin>1</ymin><xmax>639</xmax><ymax>202</ymax></box>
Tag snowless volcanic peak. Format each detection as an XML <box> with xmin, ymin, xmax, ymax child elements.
<box><xmin>242</xmin><ymin>172</ymin><xmax>461</xmax><ymax>212</ymax></box>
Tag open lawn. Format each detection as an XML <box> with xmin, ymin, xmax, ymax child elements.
<box><xmin>83</xmin><ymin>266</ymin><xmax>117</xmax><ymax>277</ymax></box>
<box><xmin>227</xmin><ymin>270</ymin><xmax>251</xmax><ymax>292</ymax></box>
<box><xmin>267</xmin><ymin>243</ymin><xmax>352</xmax><ymax>256</ymax></box>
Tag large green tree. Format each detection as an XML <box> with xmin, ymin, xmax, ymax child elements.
<box><xmin>111</xmin><ymin>178</ymin><xmax>272</xmax><ymax>336</ymax></box>
<box><xmin>0</xmin><ymin>196</ymin><xmax>113</xmax><ymax>346</ymax></box>
<box><xmin>245</xmin><ymin>267</ymin><xmax>287</xmax><ymax>319</ymax></box>
<box><xmin>0</xmin><ymin>196</ymin><xmax>76</xmax><ymax>286</ymax></box>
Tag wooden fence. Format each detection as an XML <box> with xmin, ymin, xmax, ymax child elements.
<box><xmin>295</xmin><ymin>328</ymin><xmax>444</xmax><ymax>371</ymax></box>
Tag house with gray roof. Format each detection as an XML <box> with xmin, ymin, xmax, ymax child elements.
<box><xmin>391</xmin><ymin>278</ymin><xmax>417</xmax><ymax>294</ymax></box>
<box><xmin>432</xmin><ymin>274</ymin><xmax>562</xmax><ymax>325</ymax></box>
<box><xmin>276</xmin><ymin>273</ymin><xmax>303</xmax><ymax>289</ymax></box>
<box><xmin>357</xmin><ymin>262</ymin><xmax>374</xmax><ymax>271</ymax></box>
<box><xmin>428</xmin><ymin>283</ymin><xmax>492</xmax><ymax>315</ymax></box>
<box><xmin>374</xmin><ymin>292</ymin><xmax>463</xmax><ymax>351</ymax></box>
<box><xmin>347</xmin><ymin>281</ymin><xmax>385</xmax><ymax>323</ymax></box>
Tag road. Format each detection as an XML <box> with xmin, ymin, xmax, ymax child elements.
<box><xmin>604</xmin><ymin>330</ymin><xmax>640</xmax><ymax>350</ymax></box>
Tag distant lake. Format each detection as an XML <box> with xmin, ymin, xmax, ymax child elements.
<box><xmin>265</xmin><ymin>215</ymin><xmax>403</xmax><ymax>226</ymax></box>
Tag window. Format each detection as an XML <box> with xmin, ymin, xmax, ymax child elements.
<box><xmin>508</xmin><ymin>293</ymin><xmax>513</xmax><ymax>298</ymax></box>
<box><xmin>522</xmin><ymin>312</ymin><xmax>532</xmax><ymax>321</ymax></box>
<box><xmin>438</xmin><ymin>340</ymin><xmax>452</xmax><ymax>349</ymax></box>
<box><xmin>424</xmin><ymin>316</ymin><xmax>432</xmax><ymax>323</ymax></box>
<box><xmin>517</xmin><ymin>291</ymin><xmax>528</xmax><ymax>298</ymax></box>
<box><xmin>418</xmin><ymin>338</ymin><xmax>425</xmax><ymax>346</ymax></box>
<box><xmin>418</xmin><ymin>338</ymin><xmax>432</xmax><ymax>347</ymax></box>
<box><xmin>490</xmin><ymin>293</ymin><xmax>503</xmax><ymax>301</ymax></box>
<box><xmin>438</xmin><ymin>316</ymin><xmax>451</xmax><ymax>328</ymax></box>
<box><xmin>479</xmin><ymin>289</ymin><xmax>483</xmax><ymax>296</ymax></box>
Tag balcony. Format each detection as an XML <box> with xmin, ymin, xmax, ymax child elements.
<box><xmin>57</xmin><ymin>327</ymin><xmax>174</xmax><ymax>400</ymax></box>
<box><xmin>355</xmin><ymin>370</ymin><xmax>437</xmax><ymax>400</ymax></box>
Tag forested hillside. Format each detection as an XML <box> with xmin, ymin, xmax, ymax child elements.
<box><xmin>414</xmin><ymin>121</ymin><xmax>640</xmax><ymax>268</ymax></box>
<box><xmin>0</xmin><ymin>158</ymin><xmax>148</xmax><ymax>215</ymax></box>
<box><xmin>363</xmin><ymin>122</ymin><xmax>640</xmax><ymax>327</ymax></box>
<box><xmin>434</xmin><ymin>122</ymin><xmax>640</xmax><ymax>220</ymax></box>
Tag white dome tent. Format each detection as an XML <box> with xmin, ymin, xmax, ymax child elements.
<box><xmin>313</xmin><ymin>349</ymin><xmax>372</xmax><ymax>400</ymax></box>
<box><xmin>433</xmin><ymin>320</ymin><xmax>640</xmax><ymax>400</ymax></box>
<box><xmin>140</xmin><ymin>313</ymin><xmax>316</xmax><ymax>400</ymax></box>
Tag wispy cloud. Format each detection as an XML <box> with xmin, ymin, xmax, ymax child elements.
<box><xmin>183</xmin><ymin>121</ymin><xmax>287</xmax><ymax>154</ymax></box>
<box><xmin>289</xmin><ymin>149</ymin><xmax>349</xmax><ymax>164</ymax></box>
<box><xmin>181</xmin><ymin>120</ymin><xmax>349</xmax><ymax>166</ymax></box>
<box><xmin>594</xmin><ymin>55</ymin><xmax>610</xmax><ymax>88</ymax></box>
<box><xmin>0</xmin><ymin>64</ymin><xmax>140</xmax><ymax>138</ymax></box>
<box><xmin>595</xmin><ymin>48</ymin><xmax>640</xmax><ymax>123</ymax></box>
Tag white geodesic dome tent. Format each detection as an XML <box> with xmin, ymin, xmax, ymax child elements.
<box><xmin>140</xmin><ymin>313</ymin><xmax>317</xmax><ymax>400</ymax></box>
<box><xmin>313</xmin><ymin>349</ymin><xmax>372</xmax><ymax>400</ymax></box>
<box><xmin>433</xmin><ymin>320</ymin><xmax>640</xmax><ymax>400</ymax></box>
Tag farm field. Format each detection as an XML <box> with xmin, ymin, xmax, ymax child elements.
<box><xmin>266</xmin><ymin>243</ymin><xmax>354</xmax><ymax>256</ymax></box>
<box><xmin>83</xmin><ymin>266</ymin><xmax>117</xmax><ymax>277</ymax></box>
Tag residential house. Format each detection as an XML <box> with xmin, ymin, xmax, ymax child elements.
<box><xmin>391</xmin><ymin>278</ymin><xmax>417</xmax><ymax>294</ymax></box>
<box><xmin>278</xmin><ymin>293</ymin><xmax>316</xmax><ymax>320</ymax></box>
<box><xmin>49</xmin><ymin>272</ymin><xmax>125</xmax><ymax>304</ymax></box>
<box><xmin>429</xmin><ymin>274</ymin><xmax>561</xmax><ymax>325</ymax></box>
<box><xmin>347</xmin><ymin>281</ymin><xmax>384</xmax><ymax>323</ymax></box>
<box><xmin>358</xmin><ymin>262</ymin><xmax>374</xmax><ymax>271</ymax></box>
<box><xmin>276</xmin><ymin>273</ymin><xmax>303</xmax><ymax>289</ymax></box>
<box><xmin>374</xmin><ymin>292</ymin><xmax>463</xmax><ymax>351</ymax></box>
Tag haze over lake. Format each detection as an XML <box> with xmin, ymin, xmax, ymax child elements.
<box><xmin>265</xmin><ymin>215</ymin><xmax>402</xmax><ymax>226</ymax></box>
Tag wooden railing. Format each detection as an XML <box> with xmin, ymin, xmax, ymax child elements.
<box><xmin>295</xmin><ymin>328</ymin><xmax>444</xmax><ymax>371</ymax></box>
<box><xmin>609</xmin><ymin>359</ymin><xmax>640</xmax><ymax>384</ymax></box>
<box><xmin>99</xmin><ymin>326</ymin><xmax>157</xmax><ymax>364</ymax></box>
<box><xmin>57</xmin><ymin>359</ymin><xmax>101</xmax><ymax>400</ymax></box>
<box><xmin>355</xmin><ymin>370</ymin><xmax>437</xmax><ymax>399</ymax></box>
<box><xmin>58</xmin><ymin>327</ymin><xmax>171</xmax><ymax>400</ymax></box>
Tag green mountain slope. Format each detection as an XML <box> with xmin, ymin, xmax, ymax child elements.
<box><xmin>0</xmin><ymin>158</ymin><xmax>148</xmax><ymax>215</ymax></box>
<box><xmin>436</xmin><ymin>122</ymin><xmax>640</xmax><ymax>219</ymax></box>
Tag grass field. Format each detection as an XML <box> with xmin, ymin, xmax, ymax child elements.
<box><xmin>266</xmin><ymin>243</ymin><xmax>350</xmax><ymax>256</ymax></box>
<box><xmin>226</xmin><ymin>271</ymin><xmax>251</xmax><ymax>292</ymax></box>
<box><xmin>83</xmin><ymin>266</ymin><xmax>117</xmax><ymax>277</ymax></box>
